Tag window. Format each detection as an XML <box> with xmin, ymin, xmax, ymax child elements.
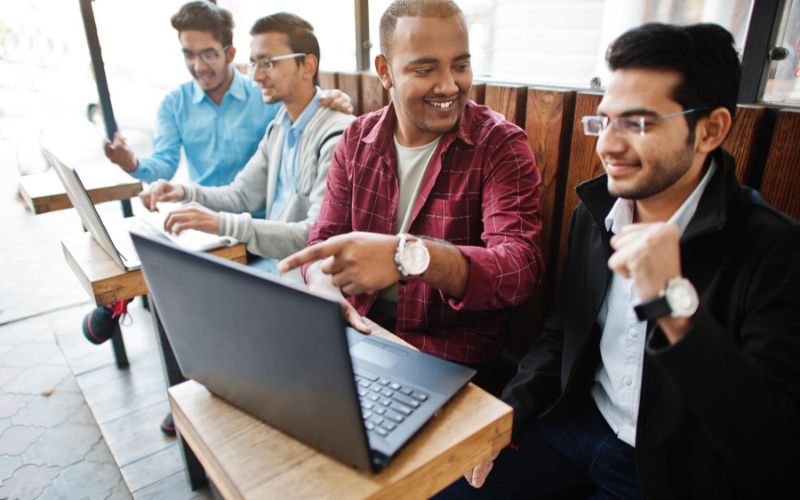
<box><xmin>368</xmin><ymin>0</ymin><xmax>753</xmax><ymax>89</ymax></box>
<box><xmin>763</xmin><ymin>0</ymin><xmax>800</xmax><ymax>105</ymax></box>
<box><xmin>225</xmin><ymin>0</ymin><xmax>357</xmax><ymax>72</ymax></box>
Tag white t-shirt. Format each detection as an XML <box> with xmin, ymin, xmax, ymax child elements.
<box><xmin>379</xmin><ymin>135</ymin><xmax>442</xmax><ymax>303</ymax></box>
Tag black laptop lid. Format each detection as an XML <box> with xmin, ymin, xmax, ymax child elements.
<box><xmin>131</xmin><ymin>232</ymin><xmax>373</xmax><ymax>470</ymax></box>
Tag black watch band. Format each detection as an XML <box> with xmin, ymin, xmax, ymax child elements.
<box><xmin>634</xmin><ymin>296</ymin><xmax>671</xmax><ymax>321</ymax></box>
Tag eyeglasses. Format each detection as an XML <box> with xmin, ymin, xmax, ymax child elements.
<box><xmin>183</xmin><ymin>46</ymin><xmax>229</xmax><ymax>65</ymax></box>
<box><xmin>581</xmin><ymin>108</ymin><xmax>708</xmax><ymax>137</ymax></box>
<box><xmin>247</xmin><ymin>53</ymin><xmax>306</xmax><ymax>76</ymax></box>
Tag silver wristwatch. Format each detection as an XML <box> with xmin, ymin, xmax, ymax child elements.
<box><xmin>634</xmin><ymin>277</ymin><xmax>699</xmax><ymax>321</ymax></box>
<box><xmin>394</xmin><ymin>234</ymin><xmax>430</xmax><ymax>282</ymax></box>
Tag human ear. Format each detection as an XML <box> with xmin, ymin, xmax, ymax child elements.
<box><xmin>375</xmin><ymin>54</ymin><xmax>392</xmax><ymax>90</ymax></box>
<box><xmin>696</xmin><ymin>107</ymin><xmax>732</xmax><ymax>153</ymax></box>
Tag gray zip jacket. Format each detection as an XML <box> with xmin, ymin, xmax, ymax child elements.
<box><xmin>180</xmin><ymin>105</ymin><xmax>354</xmax><ymax>258</ymax></box>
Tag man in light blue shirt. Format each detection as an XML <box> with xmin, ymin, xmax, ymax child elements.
<box><xmin>103</xmin><ymin>2</ymin><xmax>276</xmax><ymax>196</ymax></box>
<box><xmin>138</xmin><ymin>12</ymin><xmax>353</xmax><ymax>275</ymax></box>
<box><xmin>103</xmin><ymin>2</ymin><xmax>350</xmax><ymax>193</ymax></box>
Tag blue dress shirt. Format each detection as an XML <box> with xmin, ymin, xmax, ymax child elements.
<box><xmin>250</xmin><ymin>88</ymin><xmax>322</xmax><ymax>274</ymax></box>
<box><xmin>269</xmin><ymin>87</ymin><xmax>322</xmax><ymax>220</ymax></box>
<box><xmin>131</xmin><ymin>69</ymin><xmax>278</xmax><ymax>190</ymax></box>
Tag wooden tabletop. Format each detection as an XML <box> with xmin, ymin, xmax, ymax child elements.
<box><xmin>19</xmin><ymin>162</ymin><xmax>142</xmax><ymax>214</ymax></box>
<box><xmin>168</xmin><ymin>327</ymin><xmax>513</xmax><ymax>499</ymax></box>
<box><xmin>61</xmin><ymin>232</ymin><xmax>247</xmax><ymax>306</ymax></box>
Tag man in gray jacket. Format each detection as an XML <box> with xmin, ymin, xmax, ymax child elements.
<box><xmin>141</xmin><ymin>12</ymin><xmax>354</xmax><ymax>273</ymax></box>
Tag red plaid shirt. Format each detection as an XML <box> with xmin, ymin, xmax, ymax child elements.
<box><xmin>307</xmin><ymin>101</ymin><xmax>543</xmax><ymax>363</ymax></box>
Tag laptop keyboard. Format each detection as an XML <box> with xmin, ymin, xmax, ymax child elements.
<box><xmin>113</xmin><ymin>218</ymin><xmax>171</xmax><ymax>259</ymax></box>
<box><xmin>354</xmin><ymin>371</ymin><xmax>429</xmax><ymax>439</ymax></box>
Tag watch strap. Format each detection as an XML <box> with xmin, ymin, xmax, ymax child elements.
<box><xmin>634</xmin><ymin>296</ymin><xmax>672</xmax><ymax>321</ymax></box>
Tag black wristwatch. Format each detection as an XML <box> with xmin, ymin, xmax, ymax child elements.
<box><xmin>634</xmin><ymin>277</ymin><xmax>699</xmax><ymax>321</ymax></box>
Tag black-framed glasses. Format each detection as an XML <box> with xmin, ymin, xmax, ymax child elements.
<box><xmin>183</xmin><ymin>46</ymin><xmax>230</xmax><ymax>65</ymax></box>
<box><xmin>581</xmin><ymin>108</ymin><xmax>708</xmax><ymax>137</ymax></box>
<box><xmin>247</xmin><ymin>53</ymin><xmax>306</xmax><ymax>76</ymax></box>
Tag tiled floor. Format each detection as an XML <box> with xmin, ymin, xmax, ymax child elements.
<box><xmin>0</xmin><ymin>101</ymin><xmax>217</xmax><ymax>497</ymax></box>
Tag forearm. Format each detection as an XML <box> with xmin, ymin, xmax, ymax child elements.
<box><xmin>129</xmin><ymin>156</ymin><xmax>177</xmax><ymax>184</ymax></box>
<box><xmin>417</xmin><ymin>239</ymin><xmax>469</xmax><ymax>299</ymax></box>
<box><xmin>227</xmin><ymin>218</ymin><xmax>311</xmax><ymax>259</ymax></box>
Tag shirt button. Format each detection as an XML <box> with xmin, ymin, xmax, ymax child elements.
<box><xmin>623</xmin><ymin>377</ymin><xmax>632</xmax><ymax>386</ymax></box>
<box><xmin>629</xmin><ymin>328</ymin><xmax>639</xmax><ymax>338</ymax></box>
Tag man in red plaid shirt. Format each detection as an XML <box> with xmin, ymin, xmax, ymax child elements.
<box><xmin>280</xmin><ymin>0</ymin><xmax>542</xmax><ymax>391</ymax></box>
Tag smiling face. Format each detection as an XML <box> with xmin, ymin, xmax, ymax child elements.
<box><xmin>179</xmin><ymin>30</ymin><xmax>232</xmax><ymax>95</ymax></box>
<box><xmin>376</xmin><ymin>14</ymin><xmax>472</xmax><ymax>147</ymax></box>
<box><xmin>596</xmin><ymin>68</ymin><xmax>703</xmax><ymax>202</ymax></box>
<box><xmin>249</xmin><ymin>32</ymin><xmax>306</xmax><ymax>106</ymax></box>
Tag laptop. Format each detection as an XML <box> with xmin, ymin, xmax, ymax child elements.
<box><xmin>44</xmin><ymin>147</ymin><xmax>234</xmax><ymax>270</ymax></box>
<box><xmin>130</xmin><ymin>232</ymin><xmax>476</xmax><ymax>472</ymax></box>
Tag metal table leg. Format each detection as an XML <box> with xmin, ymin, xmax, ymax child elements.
<box><xmin>148</xmin><ymin>295</ymin><xmax>208</xmax><ymax>490</ymax></box>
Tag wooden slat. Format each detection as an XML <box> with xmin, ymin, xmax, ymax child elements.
<box><xmin>525</xmin><ymin>88</ymin><xmax>576</xmax><ymax>268</ymax></box>
<box><xmin>338</xmin><ymin>72</ymin><xmax>363</xmax><ymax>116</ymax></box>
<box><xmin>723</xmin><ymin>104</ymin><xmax>768</xmax><ymax>187</ymax></box>
<box><xmin>760</xmin><ymin>109</ymin><xmax>800</xmax><ymax>220</ymax></box>
<box><xmin>503</xmin><ymin>88</ymin><xmax>576</xmax><ymax>360</ymax></box>
<box><xmin>18</xmin><ymin>163</ymin><xmax>142</xmax><ymax>214</ymax></box>
<box><xmin>469</xmin><ymin>83</ymin><xmax>486</xmax><ymax>105</ymax></box>
<box><xmin>318</xmin><ymin>71</ymin><xmax>338</xmax><ymax>91</ymax></box>
<box><xmin>557</xmin><ymin>92</ymin><xmax>604</xmax><ymax>283</ymax></box>
<box><xmin>360</xmin><ymin>73</ymin><xmax>388</xmax><ymax>114</ymax></box>
<box><xmin>484</xmin><ymin>85</ymin><xmax>526</xmax><ymax>127</ymax></box>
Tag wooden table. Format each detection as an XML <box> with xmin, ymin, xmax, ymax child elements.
<box><xmin>61</xmin><ymin>232</ymin><xmax>247</xmax><ymax>306</ymax></box>
<box><xmin>61</xmin><ymin>231</ymin><xmax>248</xmax><ymax>490</ymax></box>
<box><xmin>168</xmin><ymin>328</ymin><xmax>513</xmax><ymax>499</ymax></box>
<box><xmin>19</xmin><ymin>162</ymin><xmax>142</xmax><ymax>214</ymax></box>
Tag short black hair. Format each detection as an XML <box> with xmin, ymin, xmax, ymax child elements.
<box><xmin>250</xmin><ymin>12</ymin><xmax>320</xmax><ymax>87</ymax></box>
<box><xmin>606</xmin><ymin>23</ymin><xmax>741</xmax><ymax>130</ymax></box>
<box><xmin>170</xmin><ymin>1</ymin><xmax>234</xmax><ymax>48</ymax></box>
<box><xmin>379</xmin><ymin>0</ymin><xmax>463</xmax><ymax>56</ymax></box>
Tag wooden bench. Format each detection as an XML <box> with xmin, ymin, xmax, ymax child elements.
<box><xmin>319</xmin><ymin>70</ymin><xmax>800</xmax><ymax>361</ymax></box>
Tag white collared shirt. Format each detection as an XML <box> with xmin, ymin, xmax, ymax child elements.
<box><xmin>591</xmin><ymin>160</ymin><xmax>717</xmax><ymax>446</ymax></box>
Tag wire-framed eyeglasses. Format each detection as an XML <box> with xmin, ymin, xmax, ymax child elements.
<box><xmin>183</xmin><ymin>46</ymin><xmax>230</xmax><ymax>65</ymax></box>
<box><xmin>247</xmin><ymin>53</ymin><xmax>306</xmax><ymax>76</ymax></box>
<box><xmin>581</xmin><ymin>108</ymin><xmax>708</xmax><ymax>137</ymax></box>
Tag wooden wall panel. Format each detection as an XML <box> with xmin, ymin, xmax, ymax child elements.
<box><xmin>338</xmin><ymin>72</ymin><xmax>363</xmax><ymax>115</ymax></box>
<box><xmin>469</xmin><ymin>83</ymin><xmax>486</xmax><ymax>105</ymax></box>
<box><xmin>723</xmin><ymin>105</ymin><xmax>769</xmax><ymax>187</ymax></box>
<box><xmin>361</xmin><ymin>73</ymin><xmax>388</xmax><ymax>114</ymax></box>
<box><xmin>557</xmin><ymin>92</ymin><xmax>604</xmax><ymax>283</ymax></box>
<box><xmin>503</xmin><ymin>88</ymin><xmax>576</xmax><ymax>360</ymax></box>
<box><xmin>318</xmin><ymin>71</ymin><xmax>338</xmax><ymax>91</ymax></box>
<box><xmin>484</xmin><ymin>85</ymin><xmax>527</xmax><ymax>127</ymax></box>
<box><xmin>760</xmin><ymin>109</ymin><xmax>800</xmax><ymax>220</ymax></box>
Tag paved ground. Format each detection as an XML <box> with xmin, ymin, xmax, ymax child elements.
<box><xmin>0</xmin><ymin>58</ymin><xmax>211</xmax><ymax>498</ymax></box>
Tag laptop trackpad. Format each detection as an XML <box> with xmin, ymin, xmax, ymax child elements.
<box><xmin>350</xmin><ymin>338</ymin><xmax>408</xmax><ymax>370</ymax></box>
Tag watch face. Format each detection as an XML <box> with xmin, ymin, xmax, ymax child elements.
<box><xmin>665</xmin><ymin>278</ymin><xmax>699</xmax><ymax>317</ymax></box>
<box><xmin>402</xmin><ymin>242</ymin><xmax>430</xmax><ymax>275</ymax></box>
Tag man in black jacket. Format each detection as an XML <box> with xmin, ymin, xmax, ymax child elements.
<box><xmin>440</xmin><ymin>23</ymin><xmax>800</xmax><ymax>499</ymax></box>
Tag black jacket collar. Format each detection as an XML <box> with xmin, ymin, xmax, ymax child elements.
<box><xmin>575</xmin><ymin>148</ymin><xmax>739</xmax><ymax>243</ymax></box>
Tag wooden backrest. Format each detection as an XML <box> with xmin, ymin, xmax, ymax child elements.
<box><xmin>760</xmin><ymin>108</ymin><xmax>800</xmax><ymax>220</ymax></box>
<box><xmin>501</xmin><ymin>87</ymin><xmax>575</xmax><ymax>359</ymax></box>
<box><xmin>555</xmin><ymin>92</ymin><xmax>604</xmax><ymax>283</ymax></box>
<box><xmin>361</xmin><ymin>73</ymin><xmax>388</xmax><ymax>114</ymax></box>
<box><xmin>470</xmin><ymin>83</ymin><xmax>486</xmax><ymax>105</ymax></box>
<box><xmin>316</xmin><ymin>70</ymin><xmax>799</xmax><ymax>359</ymax></box>
<box><xmin>722</xmin><ymin>105</ymin><xmax>771</xmax><ymax>188</ymax></box>
<box><xmin>484</xmin><ymin>84</ymin><xmax>527</xmax><ymax>127</ymax></box>
<box><xmin>337</xmin><ymin>72</ymin><xmax>363</xmax><ymax>115</ymax></box>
